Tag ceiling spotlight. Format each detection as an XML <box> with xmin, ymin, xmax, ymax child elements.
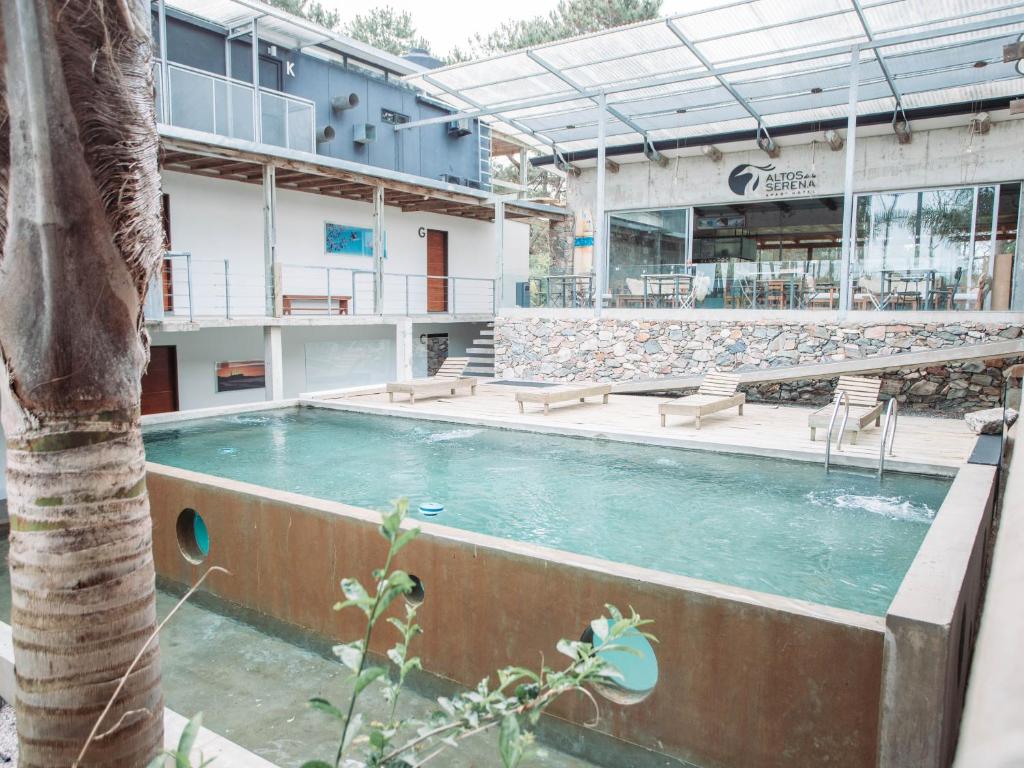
<box><xmin>757</xmin><ymin>133</ymin><xmax>780</xmax><ymax>158</ymax></box>
<box><xmin>810</xmin><ymin>86</ymin><xmax>823</xmax><ymax>94</ymax></box>
<box><xmin>969</xmin><ymin>111</ymin><xmax>992</xmax><ymax>135</ymax></box>
<box><xmin>823</xmin><ymin>128</ymin><xmax>844</xmax><ymax>151</ymax></box>
<box><xmin>566</xmin><ymin>124</ymin><xmax>576</xmax><ymax>130</ymax></box>
<box><xmin>893</xmin><ymin>119</ymin><xmax>912</xmax><ymax>145</ymax></box>
<box><xmin>973</xmin><ymin>60</ymin><xmax>988</xmax><ymax>68</ymax></box>
<box><xmin>676</xmin><ymin>107</ymin><xmax>688</xmax><ymax>114</ymax></box>
<box><xmin>701</xmin><ymin>144</ymin><xmax>723</xmax><ymax>162</ymax></box>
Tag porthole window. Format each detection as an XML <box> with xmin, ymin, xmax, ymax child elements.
<box><xmin>581</xmin><ymin>619</ymin><xmax>659</xmax><ymax>705</ymax></box>
<box><xmin>406</xmin><ymin>574</ymin><xmax>425</xmax><ymax>605</ymax></box>
<box><xmin>176</xmin><ymin>508</ymin><xmax>210</xmax><ymax>564</ymax></box>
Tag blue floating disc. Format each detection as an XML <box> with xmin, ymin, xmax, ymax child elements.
<box><xmin>418</xmin><ymin>502</ymin><xmax>444</xmax><ymax>517</ymax></box>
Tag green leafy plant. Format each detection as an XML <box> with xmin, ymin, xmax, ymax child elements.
<box><xmin>302</xmin><ymin>499</ymin><xmax>655</xmax><ymax>768</ymax></box>
<box><xmin>136</xmin><ymin>501</ymin><xmax>654</xmax><ymax>768</ymax></box>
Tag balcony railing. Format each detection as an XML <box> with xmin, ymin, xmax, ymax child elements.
<box><xmin>154</xmin><ymin>61</ymin><xmax>314</xmax><ymax>154</ymax></box>
<box><xmin>143</xmin><ymin>255</ymin><xmax>496</xmax><ymax>320</ymax></box>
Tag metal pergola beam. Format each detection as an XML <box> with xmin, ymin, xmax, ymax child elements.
<box><xmin>664</xmin><ymin>18</ymin><xmax>768</xmax><ymax>133</ymax></box>
<box><xmin>394</xmin><ymin>11</ymin><xmax>1024</xmax><ymax>133</ymax></box>
<box><xmin>526</xmin><ymin>50</ymin><xmax>665</xmax><ymax>164</ymax></box>
<box><xmin>850</xmin><ymin>0</ymin><xmax>904</xmax><ymax>113</ymax></box>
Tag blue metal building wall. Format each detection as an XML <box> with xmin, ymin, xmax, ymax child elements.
<box><xmin>154</xmin><ymin>8</ymin><xmax>486</xmax><ymax>186</ymax></box>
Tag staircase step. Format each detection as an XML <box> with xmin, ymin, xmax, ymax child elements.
<box><xmin>467</xmin><ymin>347</ymin><xmax>494</xmax><ymax>355</ymax></box>
<box><xmin>472</xmin><ymin>339</ymin><xmax>494</xmax><ymax>347</ymax></box>
<box><xmin>465</xmin><ymin>368</ymin><xmax>495</xmax><ymax>376</ymax></box>
<box><xmin>479</xmin><ymin>329</ymin><xmax>495</xmax><ymax>336</ymax></box>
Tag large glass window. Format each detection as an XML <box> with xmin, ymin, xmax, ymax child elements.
<box><xmin>854</xmin><ymin>184</ymin><xmax>1021</xmax><ymax>311</ymax></box>
<box><xmin>608</xmin><ymin>209</ymin><xmax>689</xmax><ymax>306</ymax></box>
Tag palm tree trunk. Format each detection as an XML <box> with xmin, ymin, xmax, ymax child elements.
<box><xmin>0</xmin><ymin>0</ymin><xmax>164</xmax><ymax>765</ymax></box>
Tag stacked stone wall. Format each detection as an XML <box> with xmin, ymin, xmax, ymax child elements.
<box><xmin>495</xmin><ymin>317</ymin><xmax>1023</xmax><ymax>415</ymax></box>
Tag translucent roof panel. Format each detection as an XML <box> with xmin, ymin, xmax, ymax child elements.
<box><xmin>165</xmin><ymin>0</ymin><xmax>420</xmax><ymax>75</ymax></box>
<box><xmin>401</xmin><ymin>0</ymin><xmax>1024</xmax><ymax>154</ymax></box>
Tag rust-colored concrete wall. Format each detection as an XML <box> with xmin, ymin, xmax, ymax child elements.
<box><xmin>147</xmin><ymin>463</ymin><xmax>886</xmax><ymax>768</ymax></box>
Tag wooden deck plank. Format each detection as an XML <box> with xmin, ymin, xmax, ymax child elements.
<box><xmin>316</xmin><ymin>385</ymin><xmax>975</xmax><ymax>471</ymax></box>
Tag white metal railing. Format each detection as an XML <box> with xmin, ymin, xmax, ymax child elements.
<box><xmin>877</xmin><ymin>399</ymin><xmax>899</xmax><ymax>477</ymax></box>
<box><xmin>144</xmin><ymin>253</ymin><xmax>266</xmax><ymax>321</ymax></box>
<box><xmin>824</xmin><ymin>390</ymin><xmax>850</xmax><ymax>473</ymax></box>
<box><xmin>276</xmin><ymin>264</ymin><xmax>497</xmax><ymax>317</ymax></box>
<box><xmin>144</xmin><ymin>257</ymin><xmax>498</xmax><ymax>321</ymax></box>
<box><xmin>155</xmin><ymin>60</ymin><xmax>315</xmax><ymax>153</ymax></box>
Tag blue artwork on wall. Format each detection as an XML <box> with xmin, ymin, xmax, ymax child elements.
<box><xmin>325</xmin><ymin>223</ymin><xmax>386</xmax><ymax>257</ymax></box>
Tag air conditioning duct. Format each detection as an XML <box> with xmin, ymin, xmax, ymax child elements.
<box><xmin>331</xmin><ymin>92</ymin><xmax>360</xmax><ymax>114</ymax></box>
<box><xmin>316</xmin><ymin>125</ymin><xmax>336</xmax><ymax>143</ymax></box>
<box><xmin>353</xmin><ymin>123</ymin><xmax>376</xmax><ymax>144</ymax></box>
<box><xmin>447</xmin><ymin>118</ymin><xmax>472</xmax><ymax>137</ymax></box>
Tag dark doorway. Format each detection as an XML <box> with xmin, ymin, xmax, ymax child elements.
<box><xmin>427</xmin><ymin>230</ymin><xmax>449</xmax><ymax>313</ymax></box>
<box><xmin>142</xmin><ymin>345</ymin><xmax>179</xmax><ymax>415</ymax></box>
<box><xmin>259</xmin><ymin>55</ymin><xmax>282</xmax><ymax>91</ymax></box>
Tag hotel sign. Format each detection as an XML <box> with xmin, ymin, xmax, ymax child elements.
<box><xmin>728</xmin><ymin>163</ymin><xmax>818</xmax><ymax>198</ymax></box>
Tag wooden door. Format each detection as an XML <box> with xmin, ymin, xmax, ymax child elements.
<box><xmin>427</xmin><ymin>230</ymin><xmax>449</xmax><ymax>313</ymax></box>
<box><xmin>141</xmin><ymin>345</ymin><xmax>179</xmax><ymax>415</ymax></box>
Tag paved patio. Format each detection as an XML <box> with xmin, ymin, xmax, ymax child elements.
<box><xmin>309</xmin><ymin>383</ymin><xmax>976</xmax><ymax>475</ymax></box>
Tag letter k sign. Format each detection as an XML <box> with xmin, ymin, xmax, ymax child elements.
<box><xmin>286</xmin><ymin>61</ymin><xmax>296</xmax><ymax>77</ymax></box>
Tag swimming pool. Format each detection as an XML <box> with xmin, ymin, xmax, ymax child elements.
<box><xmin>144</xmin><ymin>408</ymin><xmax>949</xmax><ymax>616</ymax></box>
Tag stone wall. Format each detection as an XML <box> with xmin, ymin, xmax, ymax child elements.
<box><xmin>425</xmin><ymin>333</ymin><xmax>449</xmax><ymax>376</ymax></box>
<box><xmin>495</xmin><ymin>317</ymin><xmax>1024</xmax><ymax>415</ymax></box>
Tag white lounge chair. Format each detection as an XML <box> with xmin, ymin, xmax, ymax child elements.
<box><xmin>387</xmin><ymin>357</ymin><xmax>478</xmax><ymax>404</ymax></box>
<box><xmin>659</xmin><ymin>372</ymin><xmax>744</xmax><ymax>429</ymax></box>
<box><xmin>516</xmin><ymin>383</ymin><xmax>612</xmax><ymax>415</ymax></box>
<box><xmin>808</xmin><ymin>375</ymin><xmax>884</xmax><ymax>445</ymax></box>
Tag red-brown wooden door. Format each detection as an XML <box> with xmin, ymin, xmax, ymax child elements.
<box><xmin>426</xmin><ymin>229</ymin><xmax>448</xmax><ymax>313</ymax></box>
<box><xmin>141</xmin><ymin>345</ymin><xmax>179</xmax><ymax>415</ymax></box>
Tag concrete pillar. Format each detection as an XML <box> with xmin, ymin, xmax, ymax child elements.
<box><xmin>263</xmin><ymin>326</ymin><xmax>284</xmax><ymax>400</ymax></box>
<box><xmin>594</xmin><ymin>93</ymin><xmax>607</xmax><ymax>317</ymax></box>
<box><xmin>494</xmin><ymin>200</ymin><xmax>504</xmax><ymax>311</ymax></box>
<box><xmin>394</xmin><ymin>318</ymin><xmax>413</xmax><ymax>380</ymax></box>
<box><xmin>373</xmin><ymin>184</ymin><xmax>385</xmax><ymax>314</ymax></box>
<box><xmin>262</xmin><ymin>165</ymin><xmax>278</xmax><ymax>317</ymax></box>
<box><xmin>839</xmin><ymin>45</ymin><xmax>860</xmax><ymax>314</ymax></box>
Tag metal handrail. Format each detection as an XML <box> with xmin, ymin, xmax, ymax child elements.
<box><xmin>824</xmin><ymin>389</ymin><xmax>850</xmax><ymax>473</ymax></box>
<box><xmin>878</xmin><ymin>399</ymin><xmax>899</xmax><ymax>478</ymax></box>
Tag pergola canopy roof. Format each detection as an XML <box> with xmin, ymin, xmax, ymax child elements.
<box><xmin>163</xmin><ymin>0</ymin><xmax>423</xmax><ymax>76</ymax></box>
<box><xmin>402</xmin><ymin>0</ymin><xmax>1024</xmax><ymax>155</ymax></box>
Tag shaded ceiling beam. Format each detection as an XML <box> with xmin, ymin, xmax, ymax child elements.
<box><xmin>525</xmin><ymin>50</ymin><xmax>666</xmax><ymax>165</ymax></box>
<box><xmin>664</xmin><ymin>18</ymin><xmax>768</xmax><ymax>134</ymax></box>
<box><xmin>850</xmin><ymin>0</ymin><xmax>905</xmax><ymax>114</ymax></box>
<box><xmin>395</xmin><ymin>12</ymin><xmax>1024</xmax><ymax>132</ymax></box>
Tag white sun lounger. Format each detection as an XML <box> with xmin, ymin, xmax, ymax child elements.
<box><xmin>659</xmin><ymin>372</ymin><xmax>745</xmax><ymax>429</ymax></box>
<box><xmin>515</xmin><ymin>383</ymin><xmax>612</xmax><ymax>415</ymax></box>
<box><xmin>386</xmin><ymin>357</ymin><xmax>478</xmax><ymax>404</ymax></box>
<box><xmin>808</xmin><ymin>375</ymin><xmax>884</xmax><ymax>445</ymax></box>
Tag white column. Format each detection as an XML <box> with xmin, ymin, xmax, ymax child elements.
<box><xmin>373</xmin><ymin>184</ymin><xmax>385</xmax><ymax>314</ymax></box>
<box><xmin>263</xmin><ymin>326</ymin><xmax>284</xmax><ymax>400</ymax></box>
<box><xmin>839</xmin><ymin>45</ymin><xmax>860</xmax><ymax>314</ymax></box>
<box><xmin>594</xmin><ymin>93</ymin><xmax>608</xmax><ymax>318</ymax></box>
<box><xmin>494</xmin><ymin>199</ymin><xmax>505</xmax><ymax>312</ymax></box>
<box><xmin>262</xmin><ymin>164</ymin><xmax>277</xmax><ymax>316</ymax></box>
<box><xmin>394</xmin><ymin>319</ymin><xmax>414</xmax><ymax>380</ymax></box>
<box><xmin>518</xmin><ymin>147</ymin><xmax>528</xmax><ymax>199</ymax></box>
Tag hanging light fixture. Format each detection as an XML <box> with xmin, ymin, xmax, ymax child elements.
<box><xmin>823</xmin><ymin>128</ymin><xmax>845</xmax><ymax>151</ymax></box>
<box><xmin>893</xmin><ymin>119</ymin><xmax>912</xmax><ymax>145</ymax></box>
<box><xmin>701</xmin><ymin>144</ymin><xmax>723</xmax><ymax>162</ymax></box>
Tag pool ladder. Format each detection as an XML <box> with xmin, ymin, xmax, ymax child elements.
<box><xmin>877</xmin><ymin>399</ymin><xmax>898</xmax><ymax>478</ymax></box>
<box><xmin>824</xmin><ymin>390</ymin><xmax>850</xmax><ymax>473</ymax></box>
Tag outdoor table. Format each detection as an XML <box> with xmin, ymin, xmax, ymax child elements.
<box><xmin>643</xmin><ymin>273</ymin><xmax>694</xmax><ymax>308</ymax></box>
<box><xmin>879</xmin><ymin>270</ymin><xmax>937</xmax><ymax>310</ymax></box>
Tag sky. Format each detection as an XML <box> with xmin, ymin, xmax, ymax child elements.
<box><xmin>322</xmin><ymin>0</ymin><xmax>690</xmax><ymax>58</ymax></box>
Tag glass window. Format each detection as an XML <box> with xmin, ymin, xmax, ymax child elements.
<box><xmin>608</xmin><ymin>209</ymin><xmax>689</xmax><ymax>305</ymax></box>
<box><xmin>855</xmin><ymin>184</ymin><xmax>1020</xmax><ymax>311</ymax></box>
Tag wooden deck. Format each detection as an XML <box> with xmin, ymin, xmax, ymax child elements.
<box><xmin>308</xmin><ymin>383</ymin><xmax>975</xmax><ymax>475</ymax></box>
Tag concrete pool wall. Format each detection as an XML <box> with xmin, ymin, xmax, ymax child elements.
<box><xmin>141</xmin><ymin>406</ymin><xmax>997</xmax><ymax>768</ymax></box>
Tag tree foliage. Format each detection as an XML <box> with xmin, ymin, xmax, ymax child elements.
<box><xmin>344</xmin><ymin>6</ymin><xmax>433</xmax><ymax>57</ymax></box>
<box><xmin>471</xmin><ymin>0</ymin><xmax>662</xmax><ymax>55</ymax></box>
<box><xmin>263</xmin><ymin>0</ymin><xmax>341</xmax><ymax>30</ymax></box>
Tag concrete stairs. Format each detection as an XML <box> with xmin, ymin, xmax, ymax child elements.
<box><xmin>465</xmin><ymin>323</ymin><xmax>495</xmax><ymax>377</ymax></box>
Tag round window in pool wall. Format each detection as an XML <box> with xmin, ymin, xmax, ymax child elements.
<box><xmin>581</xmin><ymin>618</ymin><xmax>659</xmax><ymax>705</ymax></box>
<box><xmin>176</xmin><ymin>508</ymin><xmax>210</xmax><ymax>564</ymax></box>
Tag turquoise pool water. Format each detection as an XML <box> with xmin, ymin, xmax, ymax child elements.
<box><xmin>144</xmin><ymin>408</ymin><xmax>952</xmax><ymax>616</ymax></box>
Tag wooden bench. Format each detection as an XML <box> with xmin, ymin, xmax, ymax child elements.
<box><xmin>659</xmin><ymin>372</ymin><xmax>744</xmax><ymax>429</ymax></box>
<box><xmin>516</xmin><ymin>383</ymin><xmax>612</xmax><ymax>415</ymax></box>
<box><xmin>282</xmin><ymin>294</ymin><xmax>351</xmax><ymax>315</ymax></box>
<box><xmin>386</xmin><ymin>357</ymin><xmax>478</xmax><ymax>404</ymax></box>
<box><xmin>808</xmin><ymin>375</ymin><xmax>884</xmax><ymax>445</ymax></box>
